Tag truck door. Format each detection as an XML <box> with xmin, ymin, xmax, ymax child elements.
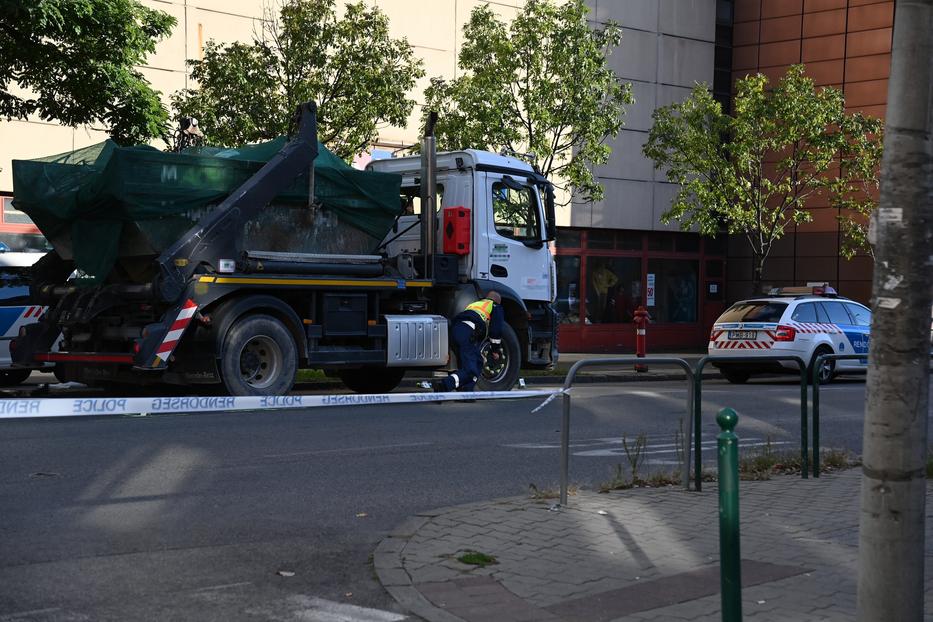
<box><xmin>477</xmin><ymin>173</ymin><xmax>551</xmax><ymax>302</ymax></box>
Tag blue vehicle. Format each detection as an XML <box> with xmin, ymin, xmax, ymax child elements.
<box><xmin>0</xmin><ymin>250</ymin><xmax>50</xmax><ymax>385</ymax></box>
<box><xmin>708</xmin><ymin>285</ymin><xmax>871</xmax><ymax>384</ymax></box>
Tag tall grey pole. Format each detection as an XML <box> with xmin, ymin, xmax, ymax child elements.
<box><xmin>856</xmin><ymin>1</ymin><xmax>933</xmax><ymax>619</ymax></box>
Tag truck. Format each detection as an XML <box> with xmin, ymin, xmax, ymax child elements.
<box><xmin>10</xmin><ymin>102</ymin><xmax>558</xmax><ymax>396</ymax></box>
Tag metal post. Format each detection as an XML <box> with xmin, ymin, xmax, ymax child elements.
<box><xmin>683</xmin><ymin>386</ymin><xmax>694</xmax><ymax>491</ymax></box>
<box><xmin>693</xmin><ymin>360</ymin><xmax>705</xmax><ymax>491</ymax></box>
<box><xmin>800</xmin><ymin>364</ymin><xmax>808</xmax><ymax>479</ymax></box>
<box><xmin>717</xmin><ymin>407</ymin><xmax>742</xmax><ymax>622</ymax></box>
<box><xmin>812</xmin><ymin>357</ymin><xmax>822</xmax><ymax>478</ymax></box>
<box><xmin>560</xmin><ymin>391</ymin><xmax>571</xmax><ymax>506</ymax></box>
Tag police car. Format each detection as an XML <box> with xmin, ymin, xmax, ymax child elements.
<box><xmin>0</xmin><ymin>249</ymin><xmax>48</xmax><ymax>386</ymax></box>
<box><xmin>708</xmin><ymin>285</ymin><xmax>871</xmax><ymax>384</ymax></box>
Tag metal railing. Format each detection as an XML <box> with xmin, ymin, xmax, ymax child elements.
<box><xmin>810</xmin><ymin>353</ymin><xmax>868</xmax><ymax>478</ymax></box>
<box><xmin>558</xmin><ymin>357</ymin><xmax>694</xmax><ymax>506</ymax></box>
<box><xmin>692</xmin><ymin>355</ymin><xmax>808</xmax><ymax>490</ymax></box>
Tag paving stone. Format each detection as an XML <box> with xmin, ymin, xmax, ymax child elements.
<box><xmin>376</xmin><ymin>472</ymin><xmax>933</xmax><ymax>621</ymax></box>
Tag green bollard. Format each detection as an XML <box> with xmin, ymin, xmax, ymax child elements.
<box><xmin>717</xmin><ymin>407</ymin><xmax>742</xmax><ymax>622</ymax></box>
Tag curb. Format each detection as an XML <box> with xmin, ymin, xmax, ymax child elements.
<box><xmin>373</xmin><ymin>515</ymin><xmax>468</xmax><ymax>622</ymax></box>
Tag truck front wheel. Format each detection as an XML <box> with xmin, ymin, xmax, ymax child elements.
<box><xmin>337</xmin><ymin>368</ymin><xmax>406</xmax><ymax>394</ymax></box>
<box><xmin>220</xmin><ymin>314</ymin><xmax>297</xmax><ymax>396</ymax></box>
<box><xmin>476</xmin><ymin>323</ymin><xmax>521</xmax><ymax>391</ymax></box>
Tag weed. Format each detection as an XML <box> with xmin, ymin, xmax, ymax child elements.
<box><xmin>598</xmin><ymin>464</ymin><xmax>632</xmax><ymax>493</ymax></box>
<box><xmin>457</xmin><ymin>551</ymin><xmax>497</xmax><ymax>567</ymax></box>
<box><xmin>528</xmin><ymin>483</ymin><xmax>576</xmax><ymax>499</ymax></box>
<box><xmin>622</xmin><ymin>433</ymin><xmax>648</xmax><ymax>483</ymax></box>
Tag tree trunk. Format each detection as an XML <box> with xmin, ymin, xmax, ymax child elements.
<box><xmin>751</xmin><ymin>253</ymin><xmax>763</xmax><ymax>296</ymax></box>
<box><xmin>856</xmin><ymin>1</ymin><xmax>933</xmax><ymax>620</ymax></box>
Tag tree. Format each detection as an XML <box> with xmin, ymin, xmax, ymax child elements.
<box><xmin>172</xmin><ymin>0</ymin><xmax>424</xmax><ymax>160</ymax></box>
<box><xmin>422</xmin><ymin>0</ymin><xmax>632</xmax><ymax>204</ymax></box>
<box><xmin>643</xmin><ymin>65</ymin><xmax>883</xmax><ymax>293</ymax></box>
<box><xmin>856</xmin><ymin>1</ymin><xmax>932</xmax><ymax>619</ymax></box>
<box><xmin>0</xmin><ymin>0</ymin><xmax>176</xmax><ymax>144</ymax></box>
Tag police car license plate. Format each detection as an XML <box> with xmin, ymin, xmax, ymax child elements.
<box><xmin>728</xmin><ymin>330</ymin><xmax>757</xmax><ymax>339</ymax></box>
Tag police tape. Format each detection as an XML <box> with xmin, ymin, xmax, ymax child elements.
<box><xmin>0</xmin><ymin>389</ymin><xmax>561</xmax><ymax>420</ymax></box>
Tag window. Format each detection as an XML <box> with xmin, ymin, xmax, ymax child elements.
<box><xmin>648</xmin><ymin>259</ymin><xmax>699</xmax><ymax>323</ymax></box>
<box><xmin>815</xmin><ymin>303</ymin><xmax>831</xmax><ymax>323</ymax></box>
<box><xmin>844</xmin><ymin>303</ymin><xmax>872</xmax><ymax>327</ymax></box>
<box><xmin>674</xmin><ymin>233</ymin><xmax>699</xmax><ymax>253</ymax></box>
<box><xmin>0</xmin><ymin>267</ymin><xmax>30</xmax><ymax>302</ymax></box>
<box><xmin>616</xmin><ymin>231</ymin><xmax>642</xmax><ymax>251</ymax></box>
<box><xmin>586</xmin><ymin>230</ymin><xmax>614</xmax><ymax>249</ymax></box>
<box><xmin>555</xmin><ymin>256</ymin><xmax>582</xmax><ymax>324</ymax></box>
<box><xmin>556</xmin><ymin>229</ymin><xmax>581</xmax><ymax>249</ymax></box>
<box><xmin>791</xmin><ymin>303</ymin><xmax>818</xmax><ymax>323</ymax></box>
<box><xmin>647</xmin><ymin>234</ymin><xmax>674</xmax><ymax>252</ymax></box>
<box><xmin>2</xmin><ymin>196</ymin><xmax>36</xmax><ymax>227</ymax></box>
<box><xmin>586</xmin><ymin>257</ymin><xmax>642</xmax><ymax>324</ymax></box>
<box><xmin>820</xmin><ymin>301</ymin><xmax>853</xmax><ymax>325</ymax></box>
<box><xmin>399</xmin><ymin>184</ymin><xmax>444</xmax><ymax>216</ymax></box>
<box><xmin>718</xmin><ymin>302</ymin><xmax>788</xmax><ymax>323</ymax></box>
<box><xmin>492</xmin><ymin>181</ymin><xmax>540</xmax><ymax>241</ymax></box>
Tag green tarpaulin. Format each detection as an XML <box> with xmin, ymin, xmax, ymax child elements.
<box><xmin>12</xmin><ymin>138</ymin><xmax>402</xmax><ymax>282</ymax></box>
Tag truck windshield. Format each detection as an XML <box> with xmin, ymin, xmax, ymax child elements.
<box><xmin>717</xmin><ymin>301</ymin><xmax>787</xmax><ymax>323</ymax></box>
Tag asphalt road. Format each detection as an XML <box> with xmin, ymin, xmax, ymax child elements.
<box><xmin>1</xmin><ymin>377</ymin><xmax>927</xmax><ymax>621</ymax></box>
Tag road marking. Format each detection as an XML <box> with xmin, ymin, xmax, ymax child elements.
<box><xmin>191</xmin><ymin>581</ymin><xmax>253</xmax><ymax>592</ymax></box>
<box><xmin>284</xmin><ymin>596</ymin><xmax>406</xmax><ymax>622</ymax></box>
<box><xmin>264</xmin><ymin>441</ymin><xmax>433</xmax><ymax>458</ymax></box>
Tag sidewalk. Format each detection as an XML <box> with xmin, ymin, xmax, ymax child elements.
<box><xmin>375</xmin><ymin>470</ymin><xmax>933</xmax><ymax>621</ymax></box>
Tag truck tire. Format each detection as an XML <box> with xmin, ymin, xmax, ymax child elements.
<box><xmin>337</xmin><ymin>368</ymin><xmax>406</xmax><ymax>394</ymax></box>
<box><xmin>476</xmin><ymin>323</ymin><xmax>521</xmax><ymax>391</ymax></box>
<box><xmin>0</xmin><ymin>368</ymin><xmax>32</xmax><ymax>386</ymax></box>
<box><xmin>220</xmin><ymin>314</ymin><xmax>297</xmax><ymax>396</ymax></box>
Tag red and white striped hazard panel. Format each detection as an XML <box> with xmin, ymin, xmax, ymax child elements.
<box><xmin>788</xmin><ymin>322</ymin><xmax>841</xmax><ymax>334</ymax></box>
<box><xmin>152</xmin><ymin>299</ymin><xmax>197</xmax><ymax>367</ymax></box>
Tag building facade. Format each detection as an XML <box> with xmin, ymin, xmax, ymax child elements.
<box><xmin>728</xmin><ymin>0</ymin><xmax>892</xmax><ymax>304</ymax></box>
<box><xmin>558</xmin><ymin>0</ymin><xmax>728</xmax><ymax>352</ymax></box>
<box><xmin>558</xmin><ymin>0</ymin><xmax>892</xmax><ymax>352</ymax></box>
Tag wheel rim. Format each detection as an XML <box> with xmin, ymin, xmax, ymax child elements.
<box><xmin>480</xmin><ymin>343</ymin><xmax>509</xmax><ymax>383</ymax></box>
<box><xmin>819</xmin><ymin>359</ymin><xmax>833</xmax><ymax>382</ymax></box>
<box><xmin>238</xmin><ymin>335</ymin><xmax>282</xmax><ymax>390</ymax></box>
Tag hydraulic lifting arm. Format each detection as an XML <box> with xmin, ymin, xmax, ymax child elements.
<box><xmin>154</xmin><ymin>101</ymin><xmax>320</xmax><ymax>303</ymax></box>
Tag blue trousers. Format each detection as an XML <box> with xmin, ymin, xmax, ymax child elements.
<box><xmin>443</xmin><ymin>321</ymin><xmax>483</xmax><ymax>391</ymax></box>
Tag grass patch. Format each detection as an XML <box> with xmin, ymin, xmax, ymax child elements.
<box><xmin>295</xmin><ymin>368</ymin><xmax>330</xmax><ymax>383</ymax></box>
<box><xmin>739</xmin><ymin>441</ymin><xmax>858</xmax><ymax>480</ymax></box>
<box><xmin>457</xmin><ymin>551</ymin><xmax>497</xmax><ymax>567</ymax></box>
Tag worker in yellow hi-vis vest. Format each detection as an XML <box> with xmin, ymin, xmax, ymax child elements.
<box><xmin>433</xmin><ymin>291</ymin><xmax>504</xmax><ymax>392</ymax></box>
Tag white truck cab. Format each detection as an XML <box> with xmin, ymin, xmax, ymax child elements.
<box><xmin>370</xmin><ymin>149</ymin><xmax>556</xmax><ymax>307</ymax></box>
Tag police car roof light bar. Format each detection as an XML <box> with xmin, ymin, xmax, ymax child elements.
<box><xmin>768</xmin><ymin>284</ymin><xmax>838</xmax><ymax>298</ymax></box>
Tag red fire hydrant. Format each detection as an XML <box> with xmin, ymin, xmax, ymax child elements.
<box><xmin>633</xmin><ymin>305</ymin><xmax>650</xmax><ymax>372</ymax></box>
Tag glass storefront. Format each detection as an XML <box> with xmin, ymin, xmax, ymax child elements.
<box><xmin>554</xmin><ymin>228</ymin><xmax>726</xmax><ymax>351</ymax></box>
<box><xmin>647</xmin><ymin>259</ymin><xmax>699</xmax><ymax>323</ymax></box>
<box><xmin>586</xmin><ymin>257</ymin><xmax>641</xmax><ymax>324</ymax></box>
<box><xmin>555</xmin><ymin>255</ymin><xmax>582</xmax><ymax>324</ymax></box>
